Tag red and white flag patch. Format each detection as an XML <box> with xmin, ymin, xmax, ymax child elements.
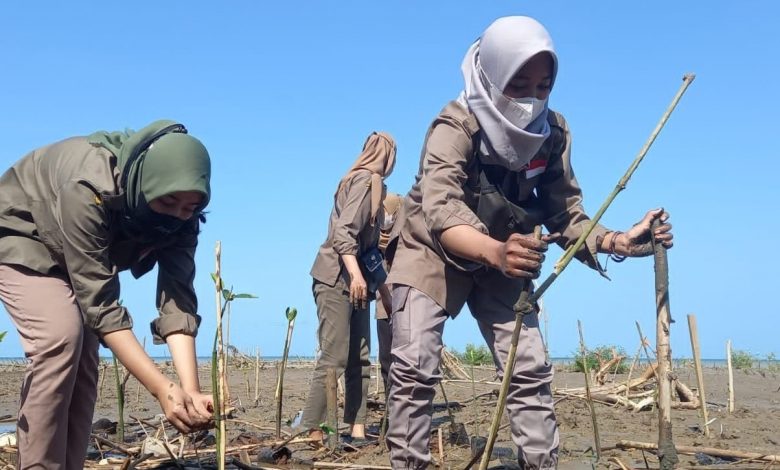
<box><xmin>525</xmin><ymin>159</ymin><xmax>547</xmax><ymax>179</ymax></box>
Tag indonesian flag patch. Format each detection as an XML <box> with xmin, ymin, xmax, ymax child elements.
<box><xmin>525</xmin><ymin>158</ymin><xmax>547</xmax><ymax>179</ymax></box>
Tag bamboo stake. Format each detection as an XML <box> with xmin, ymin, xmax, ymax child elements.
<box><xmin>577</xmin><ymin>320</ymin><xmax>601</xmax><ymax>460</ymax></box>
<box><xmin>519</xmin><ymin>74</ymin><xmax>696</xmax><ymax>311</ymax></box>
<box><xmin>214</xmin><ymin>241</ymin><xmax>227</xmax><ymax>470</ymax></box>
<box><xmin>653</xmin><ymin>218</ymin><xmax>678</xmax><ymax>469</ymax></box>
<box><xmin>112</xmin><ymin>354</ymin><xmax>125</xmax><ymax>443</ymax></box>
<box><xmin>326</xmin><ymin>368</ymin><xmax>338</xmax><ymax>451</ymax></box>
<box><xmin>726</xmin><ymin>339</ymin><xmax>735</xmax><ymax>413</ymax></box>
<box><xmin>687</xmin><ymin>314</ymin><xmax>710</xmax><ymax>436</ymax></box>
<box><xmin>635</xmin><ymin>321</ymin><xmax>655</xmax><ymax>364</ymax></box>
<box><xmin>616</xmin><ymin>440</ymin><xmax>780</xmax><ymax>463</ymax></box>
<box><xmin>438</xmin><ymin>427</ymin><xmax>445</xmax><ymax>467</ymax></box>
<box><xmin>135</xmin><ymin>337</ymin><xmax>146</xmax><ymax>404</ymax></box>
<box><xmin>275</xmin><ymin>307</ymin><xmax>297</xmax><ymax>438</ymax></box>
<box><xmin>478</xmin><ymin>227</ymin><xmax>541</xmax><ymax>470</ymax></box>
<box><xmin>254</xmin><ymin>347</ymin><xmax>261</xmax><ymax>406</ymax></box>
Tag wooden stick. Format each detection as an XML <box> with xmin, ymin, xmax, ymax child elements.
<box><xmin>254</xmin><ymin>347</ymin><xmax>261</xmax><ymax>406</ymax></box>
<box><xmin>653</xmin><ymin>218</ymin><xmax>678</xmax><ymax>470</ymax></box>
<box><xmin>478</xmin><ymin>227</ymin><xmax>541</xmax><ymax>470</ymax></box>
<box><xmin>727</xmin><ymin>339</ymin><xmax>735</xmax><ymax>413</ymax></box>
<box><xmin>616</xmin><ymin>440</ymin><xmax>780</xmax><ymax>463</ymax></box>
<box><xmin>577</xmin><ymin>320</ymin><xmax>601</xmax><ymax>460</ymax></box>
<box><xmin>626</xmin><ymin>335</ymin><xmax>645</xmax><ymax>401</ymax></box>
<box><xmin>438</xmin><ymin>427</ymin><xmax>445</xmax><ymax>467</ymax></box>
<box><xmin>608</xmin><ymin>456</ymin><xmax>634</xmax><ymax>470</ymax></box>
<box><xmin>687</xmin><ymin>314</ymin><xmax>710</xmax><ymax>436</ymax></box>
<box><xmin>326</xmin><ymin>368</ymin><xmax>338</xmax><ymax>451</ymax></box>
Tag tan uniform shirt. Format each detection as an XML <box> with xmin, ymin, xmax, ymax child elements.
<box><xmin>387</xmin><ymin>101</ymin><xmax>608</xmax><ymax>315</ymax></box>
<box><xmin>310</xmin><ymin>170</ymin><xmax>382</xmax><ymax>289</ymax></box>
<box><xmin>0</xmin><ymin>137</ymin><xmax>201</xmax><ymax>343</ymax></box>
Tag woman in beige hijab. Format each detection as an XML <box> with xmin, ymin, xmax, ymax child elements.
<box><xmin>305</xmin><ymin>132</ymin><xmax>396</xmax><ymax>442</ymax></box>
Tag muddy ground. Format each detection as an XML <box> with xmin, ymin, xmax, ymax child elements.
<box><xmin>0</xmin><ymin>359</ymin><xmax>778</xmax><ymax>469</ymax></box>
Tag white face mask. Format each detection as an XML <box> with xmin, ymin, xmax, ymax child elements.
<box><xmin>492</xmin><ymin>92</ymin><xmax>547</xmax><ymax>129</ymax></box>
<box><xmin>380</xmin><ymin>212</ymin><xmax>396</xmax><ymax>231</ymax></box>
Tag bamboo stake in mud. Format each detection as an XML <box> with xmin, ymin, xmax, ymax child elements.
<box><xmin>213</xmin><ymin>241</ymin><xmax>227</xmax><ymax>470</ymax></box>
<box><xmin>653</xmin><ymin>218</ymin><xmax>678</xmax><ymax>469</ymax></box>
<box><xmin>726</xmin><ymin>339</ymin><xmax>735</xmax><ymax>413</ymax></box>
<box><xmin>326</xmin><ymin>368</ymin><xmax>339</xmax><ymax>451</ymax></box>
<box><xmin>477</xmin><ymin>226</ymin><xmax>541</xmax><ymax>470</ymax></box>
<box><xmin>254</xmin><ymin>347</ymin><xmax>261</xmax><ymax>406</ymax></box>
<box><xmin>687</xmin><ymin>314</ymin><xmax>710</xmax><ymax>436</ymax></box>
<box><xmin>275</xmin><ymin>307</ymin><xmax>297</xmax><ymax>438</ymax></box>
<box><xmin>577</xmin><ymin>320</ymin><xmax>601</xmax><ymax>460</ymax></box>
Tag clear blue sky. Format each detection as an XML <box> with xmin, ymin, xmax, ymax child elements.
<box><xmin>1</xmin><ymin>2</ymin><xmax>778</xmax><ymax>361</ymax></box>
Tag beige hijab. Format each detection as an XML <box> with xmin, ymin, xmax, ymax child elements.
<box><xmin>337</xmin><ymin>132</ymin><xmax>397</xmax><ymax>226</ymax></box>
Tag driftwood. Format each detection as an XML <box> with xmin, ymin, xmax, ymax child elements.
<box><xmin>440</xmin><ymin>348</ymin><xmax>472</xmax><ymax>381</ymax></box>
<box><xmin>616</xmin><ymin>440</ymin><xmax>780</xmax><ymax>463</ymax></box>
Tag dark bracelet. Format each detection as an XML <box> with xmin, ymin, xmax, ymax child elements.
<box><xmin>608</xmin><ymin>231</ymin><xmax>628</xmax><ymax>263</ymax></box>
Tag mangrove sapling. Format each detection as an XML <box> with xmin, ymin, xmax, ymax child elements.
<box><xmin>275</xmin><ymin>306</ymin><xmax>298</xmax><ymax>438</ymax></box>
<box><xmin>0</xmin><ymin>331</ymin><xmax>5</xmax><ymax>342</ymax></box>
<box><xmin>577</xmin><ymin>320</ymin><xmax>601</xmax><ymax>461</ymax></box>
<box><xmin>211</xmin><ymin>241</ymin><xmax>257</xmax><ymax>469</ymax></box>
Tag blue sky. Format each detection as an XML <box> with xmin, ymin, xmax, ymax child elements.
<box><xmin>1</xmin><ymin>2</ymin><xmax>778</xmax><ymax>361</ymax></box>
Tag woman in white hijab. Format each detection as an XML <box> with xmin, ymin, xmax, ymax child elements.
<box><xmin>384</xmin><ymin>16</ymin><xmax>673</xmax><ymax>470</ymax></box>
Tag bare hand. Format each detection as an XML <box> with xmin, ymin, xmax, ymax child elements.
<box><xmin>154</xmin><ymin>381</ymin><xmax>211</xmax><ymax>433</ymax></box>
<box><xmin>188</xmin><ymin>391</ymin><xmax>215</xmax><ymax>423</ymax></box>
<box><xmin>349</xmin><ymin>271</ymin><xmax>368</xmax><ymax>309</ymax></box>
<box><xmin>617</xmin><ymin>208</ymin><xmax>673</xmax><ymax>257</ymax></box>
<box><xmin>497</xmin><ymin>233</ymin><xmax>553</xmax><ymax>279</ymax></box>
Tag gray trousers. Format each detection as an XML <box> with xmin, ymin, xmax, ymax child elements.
<box><xmin>302</xmin><ymin>279</ymin><xmax>371</xmax><ymax>429</ymax></box>
<box><xmin>0</xmin><ymin>264</ymin><xmax>100</xmax><ymax>470</ymax></box>
<box><xmin>376</xmin><ymin>316</ymin><xmax>392</xmax><ymax>394</ymax></box>
<box><xmin>386</xmin><ymin>285</ymin><xmax>557</xmax><ymax>470</ymax></box>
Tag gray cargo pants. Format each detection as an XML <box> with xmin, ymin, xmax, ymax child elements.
<box><xmin>386</xmin><ymin>285</ymin><xmax>557</xmax><ymax>470</ymax></box>
<box><xmin>301</xmin><ymin>279</ymin><xmax>371</xmax><ymax>429</ymax></box>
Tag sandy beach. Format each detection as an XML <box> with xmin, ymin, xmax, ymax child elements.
<box><xmin>0</xmin><ymin>358</ymin><xmax>778</xmax><ymax>469</ymax></box>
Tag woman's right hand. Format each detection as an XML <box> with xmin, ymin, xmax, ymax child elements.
<box><xmin>349</xmin><ymin>270</ymin><xmax>368</xmax><ymax>309</ymax></box>
<box><xmin>153</xmin><ymin>380</ymin><xmax>211</xmax><ymax>433</ymax></box>
<box><xmin>497</xmin><ymin>233</ymin><xmax>556</xmax><ymax>279</ymax></box>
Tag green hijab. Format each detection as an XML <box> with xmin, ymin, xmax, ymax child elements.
<box><xmin>88</xmin><ymin>119</ymin><xmax>211</xmax><ymax>214</ymax></box>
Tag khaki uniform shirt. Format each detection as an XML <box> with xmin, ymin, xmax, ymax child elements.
<box><xmin>310</xmin><ymin>170</ymin><xmax>382</xmax><ymax>290</ymax></box>
<box><xmin>0</xmin><ymin>137</ymin><xmax>201</xmax><ymax>343</ymax></box>
<box><xmin>387</xmin><ymin>101</ymin><xmax>608</xmax><ymax>316</ymax></box>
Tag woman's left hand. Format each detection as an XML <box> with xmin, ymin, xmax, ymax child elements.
<box><xmin>614</xmin><ymin>208</ymin><xmax>673</xmax><ymax>257</ymax></box>
<box><xmin>187</xmin><ymin>391</ymin><xmax>215</xmax><ymax>422</ymax></box>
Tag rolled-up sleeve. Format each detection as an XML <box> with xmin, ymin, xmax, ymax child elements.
<box><xmin>331</xmin><ymin>172</ymin><xmax>372</xmax><ymax>256</ymax></box>
<box><xmin>151</xmin><ymin>228</ymin><xmax>201</xmax><ymax>344</ymax></box>
<box><xmin>420</xmin><ymin>120</ymin><xmax>487</xmax><ymax>271</ymax></box>
<box><xmin>537</xmin><ymin>116</ymin><xmax>608</xmax><ymax>273</ymax></box>
<box><xmin>58</xmin><ymin>181</ymin><xmax>133</xmax><ymax>337</ymax></box>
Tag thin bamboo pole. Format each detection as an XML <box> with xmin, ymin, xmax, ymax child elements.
<box><xmin>687</xmin><ymin>314</ymin><xmax>710</xmax><ymax>436</ymax></box>
<box><xmin>520</xmin><ymin>74</ymin><xmax>696</xmax><ymax>311</ymax></box>
<box><xmin>726</xmin><ymin>339</ymin><xmax>735</xmax><ymax>413</ymax></box>
<box><xmin>577</xmin><ymin>320</ymin><xmax>601</xmax><ymax>460</ymax></box>
<box><xmin>653</xmin><ymin>219</ymin><xmax>678</xmax><ymax>470</ymax></box>
<box><xmin>477</xmin><ymin>227</ymin><xmax>541</xmax><ymax>470</ymax></box>
<box><xmin>214</xmin><ymin>241</ymin><xmax>227</xmax><ymax>470</ymax></box>
<box><xmin>254</xmin><ymin>347</ymin><xmax>261</xmax><ymax>406</ymax></box>
<box><xmin>326</xmin><ymin>368</ymin><xmax>338</xmax><ymax>451</ymax></box>
<box><xmin>616</xmin><ymin>440</ymin><xmax>780</xmax><ymax>463</ymax></box>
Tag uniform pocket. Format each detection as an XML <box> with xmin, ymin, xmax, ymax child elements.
<box><xmin>28</xmin><ymin>200</ymin><xmax>64</xmax><ymax>262</ymax></box>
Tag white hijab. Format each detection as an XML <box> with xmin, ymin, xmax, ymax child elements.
<box><xmin>457</xmin><ymin>16</ymin><xmax>558</xmax><ymax>171</ymax></box>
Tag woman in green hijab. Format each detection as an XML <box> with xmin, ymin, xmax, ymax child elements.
<box><xmin>0</xmin><ymin>120</ymin><xmax>212</xmax><ymax>469</ymax></box>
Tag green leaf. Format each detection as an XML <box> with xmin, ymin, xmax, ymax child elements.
<box><xmin>211</xmin><ymin>273</ymin><xmax>223</xmax><ymax>290</ymax></box>
<box><xmin>222</xmin><ymin>288</ymin><xmax>234</xmax><ymax>301</ymax></box>
<box><xmin>285</xmin><ymin>307</ymin><xmax>298</xmax><ymax>322</ymax></box>
<box><xmin>233</xmin><ymin>293</ymin><xmax>257</xmax><ymax>299</ymax></box>
<box><xmin>0</xmin><ymin>331</ymin><xmax>6</xmax><ymax>342</ymax></box>
<box><xmin>318</xmin><ymin>423</ymin><xmax>336</xmax><ymax>435</ymax></box>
